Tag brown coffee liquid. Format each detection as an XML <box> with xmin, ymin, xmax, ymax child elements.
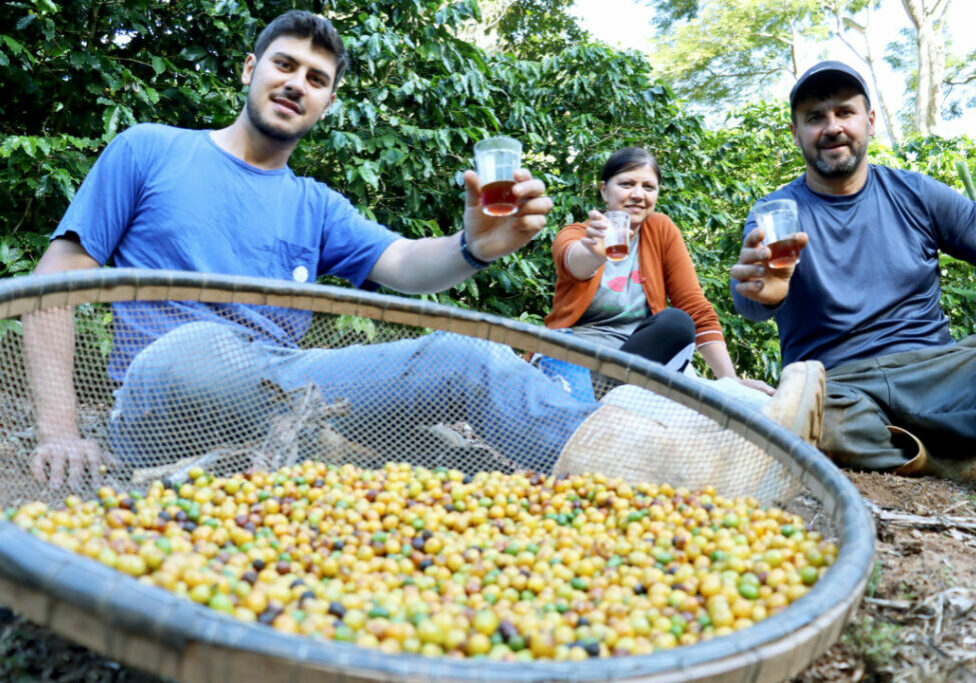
<box><xmin>481</xmin><ymin>180</ymin><xmax>517</xmax><ymax>216</ymax></box>
<box><xmin>767</xmin><ymin>237</ymin><xmax>799</xmax><ymax>269</ymax></box>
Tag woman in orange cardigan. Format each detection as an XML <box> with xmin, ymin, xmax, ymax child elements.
<box><xmin>546</xmin><ymin>147</ymin><xmax>768</xmax><ymax>391</ymax></box>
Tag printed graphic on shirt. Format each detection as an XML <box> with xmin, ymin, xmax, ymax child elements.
<box><xmin>576</xmin><ymin>234</ymin><xmax>648</xmax><ymax>330</ymax></box>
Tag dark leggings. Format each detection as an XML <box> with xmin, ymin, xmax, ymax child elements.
<box><xmin>619</xmin><ymin>308</ymin><xmax>696</xmax><ymax>370</ymax></box>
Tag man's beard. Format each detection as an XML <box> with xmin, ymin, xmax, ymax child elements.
<box><xmin>244</xmin><ymin>91</ymin><xmax>316</xmax><ymax>143</ymax></box>
<box><xmin>803</xmin><ymin>134</ymin><xmax>868</xmax><ymax>178</ymax></box>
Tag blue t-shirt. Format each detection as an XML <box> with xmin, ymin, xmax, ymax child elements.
<box><xmin>732</xmin><ymin>165</ymin><xmax>976</xmax><ymax>370</ymax></box>
<box><xmin>53</xmin><ymin>123</ymin><xmax>401</xmax><ymax>380</ymax></box>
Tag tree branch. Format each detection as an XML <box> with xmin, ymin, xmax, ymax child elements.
<box><xmin>926</xmin><ymin>0</ymin><xmax>952</xmax><ymax>23</ymax></box>
<box><xmin>945</xmin><ymin>73</ymin><xmax>976</xmax><ymax>86</ymax></box>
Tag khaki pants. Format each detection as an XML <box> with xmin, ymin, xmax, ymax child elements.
<box><xmin>820</xmin><ymin>335</ymin><xmax>976</xmax><ymax>470</ymax></box>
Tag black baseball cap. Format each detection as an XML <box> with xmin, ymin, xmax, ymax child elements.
<box><xmin>789</xmin><ymin>60</ymin><xmax>870</xmax><ymax>111</ymax></box>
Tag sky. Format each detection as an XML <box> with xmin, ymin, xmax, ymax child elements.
<box><xmin>571</xmin><ymin>0</ymin><xmax>976</xmax><ymax>139</ymax></box>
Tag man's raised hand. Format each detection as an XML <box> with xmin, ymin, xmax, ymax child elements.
<box><xmin>461</xmin><ymin>168</ymin><xmax>552</xmax><ymax>263</ymax></box>
<box><xmin>731</xmin><ymin>227</ymin><xmax>809</xmax><ymax>306</ymax></box>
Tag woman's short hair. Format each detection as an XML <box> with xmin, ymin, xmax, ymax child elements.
<box><xmin>600</xmin><ymin>147</ymin><xmax>662</xmax><ymax>185</ymax></box>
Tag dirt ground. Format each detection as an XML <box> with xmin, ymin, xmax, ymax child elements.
<box><xmin>794</xmin><ymin>471</ymin><xmax>976</xmax><ymax>682</ymax></box>
<box><xmin>2</xmin><ymin>470</ymin><xmax>976</xmax><ymax>682</ymax></box>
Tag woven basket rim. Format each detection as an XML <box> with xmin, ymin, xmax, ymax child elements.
<box><xmin>0</xmin><ymin>269</ymin><xmax>876</xmax><ymax>680</ymax></box>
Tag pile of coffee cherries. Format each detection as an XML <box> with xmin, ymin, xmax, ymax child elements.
<box><xmin>6</xmin><ymin>461</ymin><xmax>836</xmax><ymax>661</ymax></box>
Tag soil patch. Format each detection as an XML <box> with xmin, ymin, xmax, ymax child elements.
<box><xmin>794</xmin><ymin>471</ymin><xmax>976</xmax><ymax>682</ymax></box>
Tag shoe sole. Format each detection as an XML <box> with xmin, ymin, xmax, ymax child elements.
<box><xmin>788</xmin><ymin>361</ymin><xmax>826</xmax><ymax>445</ymax></box>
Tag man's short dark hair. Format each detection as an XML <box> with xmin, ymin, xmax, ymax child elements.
<box><xmin>253</xmin><ymin>10</ymin><xmax>348</xmax><ymax>90</ymax></box>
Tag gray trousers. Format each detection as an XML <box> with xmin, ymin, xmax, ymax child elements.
<box><xmin>820</xmin><ymin>335</ymin><xmax>976</xmax><ymax>470</ymax></box>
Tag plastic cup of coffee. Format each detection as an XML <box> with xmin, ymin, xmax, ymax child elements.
<box><xmin>755</xmin><ymin>199</ymin><xmax>800</xmax><ymax>269</ymax></box>
<box><xmin>474</xmin><ymin>136</ymin><xmax>522</xmax><ymax>216</ymax></box>
<box><xmin>604</xmin><ymin>210</ymin><xmax>631</xmax><ymax>262</ymax></box>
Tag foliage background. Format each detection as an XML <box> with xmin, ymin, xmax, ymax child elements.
<box><xmin>1</xmin><ymin>0</ymin><xmax>973</xmax><ymax>383</ymax></box>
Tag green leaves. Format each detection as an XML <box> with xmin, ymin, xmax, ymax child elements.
<box><xmin>1</xmin><ymin>35</ymin><xmax>25</xmax><ymax>56</ymax></box>
<box><xmin>0</xmin><ymin>132</ymin><xmax>100</xmax><ymax>247</ymax></box>
<box><xmin>1</xmin><ymin>0</ymin><xmax>971</xmax><ymax>385</ymax></box>
<box><xmin>650</xmin><ymin>0</ymin><xmax>829</xmax><ymax>112</ymax></box>
<box><xmin>180</xmin><ymin>46</ymin><xmax>210</xmax><ymax>62</ymax></box>
<box><xmin>0</xmin><ymin>237</ymin><xmax>29</xmax><ymax>275</ymax></box>
<box><xmin>352</xmin><ymin>159</ymin><xmax>381</xmax><ymax>189</ymax></box>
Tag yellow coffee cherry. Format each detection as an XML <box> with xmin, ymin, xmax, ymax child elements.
<box><xmin>9</xmin><ymin>463</ymin><xmax>837</xmax><ymax>661</ymax></box>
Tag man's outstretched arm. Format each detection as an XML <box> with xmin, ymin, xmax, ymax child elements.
<box><xmin>367</xmin><ymin>169</ymin><xmax>551</xmax><ymax>294</ymax></box>
<box><xmin>23</xmin><ymin>238</ymin><xmax>106</xmax><ymax>488</ymax></box>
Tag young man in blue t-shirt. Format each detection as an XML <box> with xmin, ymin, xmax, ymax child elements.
<box><xmin>24</xmin><ymin>10</ymin><xmax>827</xmax><ymax>490</ymax></box>
<box><xmin>23</xmin><ymin>9</ymin><xmax>576</xmax><ymax>488</ymax></box>
<box><xmin>731</xmin><ymin>61</ymin><xmax>976</xmax><ymax>479</ymax></box>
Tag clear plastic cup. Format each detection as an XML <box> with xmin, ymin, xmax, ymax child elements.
<box><xmin>604</xmin><ymin>210</ymin><xmax>631</xmax><ymax>262</ymax></box>
<box><xmin>755</xmin><ymin>199</ymin><xmax>800</xmax><ymax>269</ymax></box>
<box><xmin>474</xmin><ymin>136</ymin><xmax>522</xmax><ymax>216</ymax></box>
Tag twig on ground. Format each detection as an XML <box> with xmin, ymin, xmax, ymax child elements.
<box><xmin>864</xmin><ymin>500</ymin><xmax>976</xmax><ymax>533</ymax></box>
<box><xmin>863</xmin><ymin>596</ymin><xmax>913</xmax><ymax>610</ymax></box>
<box><xmin>918</xmin><ymin>637</ymin><xmax>976</xmax><ymax>682</ymax></box>
<box><xmin>941</xmin><ymin>499</ymin><xmax>973</xmax><ymax>516</ymax></box>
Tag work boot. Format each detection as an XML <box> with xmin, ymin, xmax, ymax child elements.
<box><xmin>891</xmin><ymin>425</ymin><xmax>976</xmax><ymax>481</ymax></box>
<box><xmin>760</xmin><ymin>361</ymin><xmax>826</xmax><ymax>446</ymax></box>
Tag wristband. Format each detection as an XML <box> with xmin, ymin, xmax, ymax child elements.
<box><xmin>460</xmin><ymin>232</ymin><xmax>493</xmax><ymax>269</ymax></box>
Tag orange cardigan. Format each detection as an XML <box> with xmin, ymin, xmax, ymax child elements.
<box><xmin>544</xmin><ymin>213</ymin><xmax>725</xmax><ymax>347</ymax></box>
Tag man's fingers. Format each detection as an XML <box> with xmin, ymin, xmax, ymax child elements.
<box><xmin>738</xmin><ymin>245</ymin><xmax>769</xmax><ymax>266</ymax></box>
<box><xmin>463</xmin><ymin>170</ymin><xmax>481</xmax><ymax>208</ymax></box>
<box><xmin>30</xmin><ymin>438</ymin><xmax>109</xmax><ymax>490</ymax></box>
<box><xmin>66</xmin><ymin>449</ymin><xmax>90</xmax><ymax>489</ymax></box>
<box><xmin>730</xmin><ymin>263</ymin><xmax>767</xmax><ymax>281</ymax></box>
<box><xmin>84</xmin><ymin>447</ymin><xmax>106</xmax><ymax>486</ymax></box>
<box><xmin>466</xmin><ymin>169</ymin><xmax>546</xmax><ymax>209</ymax></box>
<box><xmin>29</xmin><ymin>451</ymin><xmax>49</xmax><ymax>485</ymax></box>
<box><xmin>738</xmin><ymin>226</ymin><xmax>769</xmax><ymax>265</ymax></box>
<box><xmin>740</xmin><ymin>230</ymin><xmax>807</xmax><ymax>264</ymax></box>
<box><xmin>734</xmin><ymin>280</ymin><xmax>764</xmax><ymax>297</ymax></box>
<box><xmin>48</xmin><ymin>452</ymin><xmax>66</xmax><ymax>490</ymax></box>
<box><xmin>512</xmin><ymin>214</ymin><xmax>546</xmax><ymax>236</ymax></box>
<box><xmin>744</xmin><ymin>227</ymin><xmax>764</xmax><ymax>247</ymax></box>
<box><xmin>516</xmin><ymin>195</ymin><xmax>552</xmax><ymax>218</ymax></box>
<box><xmin>512</xmin><ymin>177</ymin><xmax>545</xmax><ymax>202</ymax></box>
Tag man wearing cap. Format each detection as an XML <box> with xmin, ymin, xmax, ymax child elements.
<box><xmin>730</xmin><ymin>60</ymin><xmax>976</xmax><ymax>479</ymax></box>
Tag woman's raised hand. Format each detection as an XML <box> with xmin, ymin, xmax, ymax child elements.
<box><xmin>579</xmin><ymin>209</ymin><xmax>610</xmax><ymax>258</ymax></box>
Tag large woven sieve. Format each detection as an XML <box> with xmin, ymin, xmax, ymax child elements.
<box><xmin>0</xmin><ymin>269</ymin><xmax>874</xmax><ymax>682</ymax></box>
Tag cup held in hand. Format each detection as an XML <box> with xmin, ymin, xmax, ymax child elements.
<box><xmin>474</xmin><ymin>136</ymin><xmax>522</xmax><ymax>216</ymax></box>
<box><xmin>755</xmin><ymin>199</ymin><xmax>800</xmax><ymax>269</ymax></box>
<box><xmin>604</xmin><ymin>210</ymin><xmax>631</xmax><ymax>262</ymax></box>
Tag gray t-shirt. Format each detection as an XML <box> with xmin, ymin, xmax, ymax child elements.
<box><xmin>732</xmin><ymin>166</ymin><xmax>976</xmax><ymax>368</ymax></box>
<box><xmin>573</xmin><ymin>233</ymin><xmax>649</xmax><ymax>348</ymax></box>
